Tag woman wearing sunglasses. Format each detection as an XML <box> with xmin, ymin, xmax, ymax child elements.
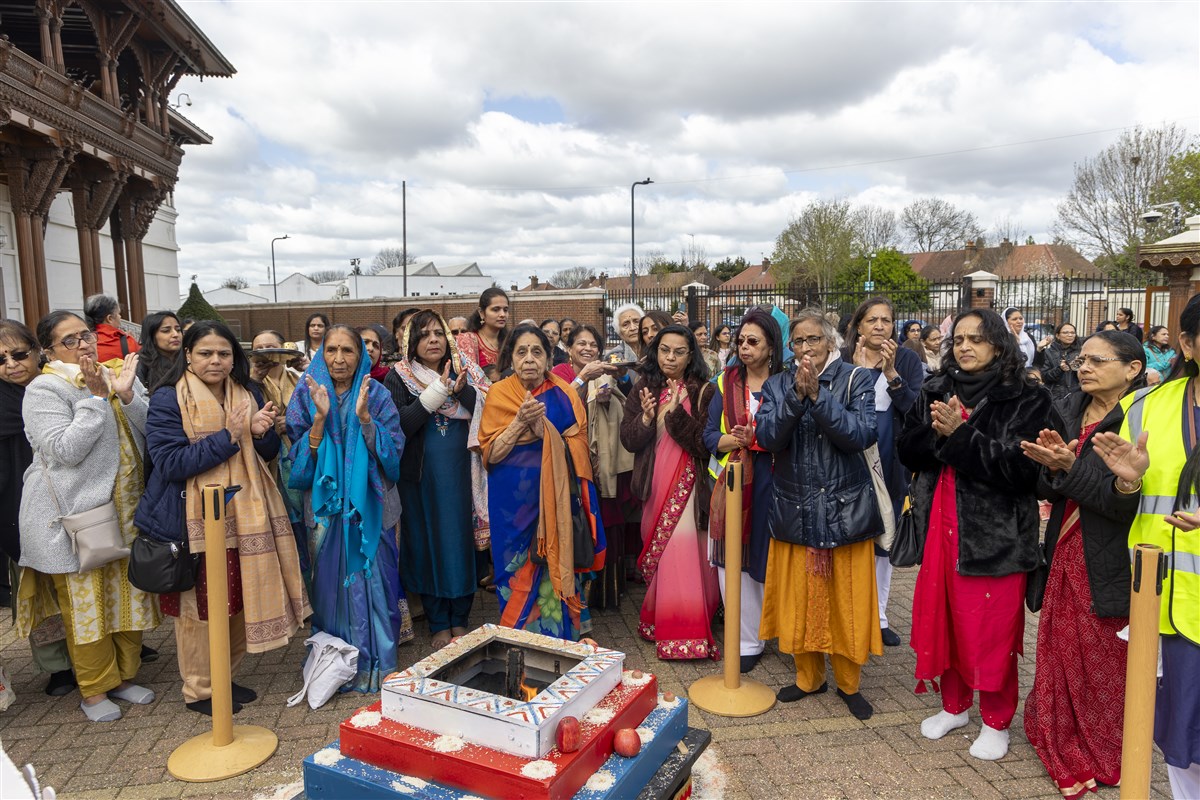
<box><xmin>0</xmin><ymin>320</ymin><xmax>74</xmax><ymax>696</ymax></box>
<box><xmin>702</xmin><ymin>308</ymin><xmax>783</xmax><ymax>673</ymax></box>
<box><xmin>17</xmin><ymin>311</ymin><xmax>158</xmax><ymax>723</ymax></box>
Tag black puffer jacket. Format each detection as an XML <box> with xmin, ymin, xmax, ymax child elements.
<box><xmin>1039</xmin><ymin>391</ymin><xmax>1138</xmax><ymax>617</ymax></box>
<box><xmin>1040</xmin><ymin>340</ymin><xmax>1082</xmax><ymax>401</ymax></box>
<box><xmin>898</xmin><ymin>372</ymin><xmax>1053</xmax><ymax>576</ymax></box>
<box><xmin>756</xmin><ymin>358</ymin><xmax>881</xmax><ymax>549</ymax></box>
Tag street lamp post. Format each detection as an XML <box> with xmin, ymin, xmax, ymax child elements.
<box><xmin>865</xmin><ymin>252</ymin><xmax>877</xmax><ymax>293</ymax></box>
<box><xmin>631</xmin><ymin>178</ymin><xmax>653</xmax><ymax>295</ymax></box>
<box><xmin>270</xmin><ymin>235</ymin><xmax>290</xmax><ymax>303</ymax></box>
<box><xmin>350</xmin><ymin>258</ymin><xmax>362</xmax><ymax>299</ymax></box>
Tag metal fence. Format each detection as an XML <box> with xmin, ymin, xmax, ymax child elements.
<box><xmin>602</xmin><ymin>274</ymin><xmax>1169</xmax><ymax>345</ymax></box>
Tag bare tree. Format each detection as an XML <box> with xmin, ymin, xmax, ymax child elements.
<box><xmin>852</xmin><ymin>205</ymin><xmax>899</xmax><ymax>255</ymax></box>
<box><xmin>368</xmin><ymin>246</ymin><xmax>419</xmax><ymax>275</ymax></box>
<box><xmin>989</xmin><ymin>216</ymin><xmax>1026</xmax><ymax>245</ymax></box>
<box><xmin>770</xmin><ymin>198</ymin><xmax>856</xmax><ymax>290</ymax></box>
<box><xmin>900</xmin><ymin>197</ymin><xmax>983</xmax><ymax>252</ymax></box>
<box><xmin>309</xmin><ymin>269</ymin><xmax>347</xmax><ymax>284</ymax></box>
<box><xmin>220</xmin><ymin>276</ymin><xmax>249</xmax><ymax>290</ymax></box>
<box><xmin>550</xmin><ymin>266</ymin><xmax>596</xmax><ymax>288</ymax></box>
<box><xmin>1054</xmin><ymin>124</ymin><xmax>1190</xmax><ymax>268</ymax></box>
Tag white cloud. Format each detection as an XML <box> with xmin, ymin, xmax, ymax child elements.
<box><xmin>171</xmin><ymin>1</ymin><xmax>1199</xmax><ymax>293</ymax></box>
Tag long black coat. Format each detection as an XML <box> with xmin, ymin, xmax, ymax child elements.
<box><xmin>1039</xmin><ymin>391</ymin><xmax>1138</xmax><ymax>617</ymax></box>
<box><xmin>383</xmin><ymin>369</ymin><xmax>477</xmax><ymax>483</ymax></box>
<box><xmin>1040</xmin><ymin>340</ymin><xmax>1082</xmax><ymax>401</ymax></box>
<box><xmin>898</xmin><ymin>372</ymin><xmax>1053</xmax><ymax>577</ymax></box>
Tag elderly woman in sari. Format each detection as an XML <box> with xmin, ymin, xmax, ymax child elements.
<box><xmin>288</xmin><ymin>324</ymin><xmax>413</xmax><ymax>691</ymax></box>
<box><xmin>703</xmin><ymin>308</ymin><xmax>784</xmax><ymax>674</ymax></box>
<box><xmin>478</xmin><ymin>324</ymin><xmax>605</xmax><ymax>640</ymax></box>
<box><xmin>138</xmin><ymin>321</ymin><xmax>309</xmax><ymax>715</ymax></box>
<box><xmin>386</xmin><ymin>310</ymin><xmax>490</xmax><ymax>649</ymax></box>
<box><xmin>621</xmin><ymin>324</ymin><xmax>718</xmax><ymax>660</ymax></box>
<box><xmin>18</xmin><ymin>311</ymin><xmax>158</xmax><ymax>722</ymax></box>
<box><xmin>756</xmin><ymin>309</ymin><xmax>883</xmax><ymax>719</ymax></box>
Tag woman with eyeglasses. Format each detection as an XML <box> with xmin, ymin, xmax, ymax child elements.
<box><xmin>621</xmin><ymin>324</ymin><xmax>718</xmax><ymax>659</ymax></box>
<box><xmin>702</xmin><ymin>308</ymin><xmax>783</xmax><ymax>674</ymax></box>
<box><xmin>457</xmin><ymin>288</ymin><xmax>510</xmax><ymax>382</ymax></box>
<box><xmin>1144</xmin><ymin>325</ymin><xmax>1176</xmax><ymax>385</ymax></box>
<box><xmin>17</xmin><ymin>311</ymin><xmax>158</xmax><ymax>722</ymax></box>
<box><xmin>136</xmin><ymin>311</ymin><xmax>183</xmax><ymax>393</ymax></box>
<box><xmin>1019</xmin><ymin>330</ymin><xmax>1144</xmax><ymax>798</ymax></box>
<box><xmin>1039</xmin><ymin>323</ymin><xmax>1083</xmax><ymax>401</ymax></box>
<box><xmin>0</xmin><ymin>320</ymin><xmax>75</xmax><ymax>696</ymax></box>
<box><xmin>1092</xmin><ymin>293</ymin><xmax>1200</xmax><ymax>800</ymax></box>
<box><xmin>756</xmin><ymin>309</ymin><xmax>883</xmax><ymax>719</ymax></box>
<box><xmin>844</xmin><ymin>297</ymin><xmax>925</xmax><ymax>648</ymax></box>
<box><xmin>539</xmin><ymin>319</ymin><xmax>569</xmax><ymax>367</ymax></box>
<box><xmin>899</xmin><ymin>309</ymin><xmax>1052</xmax><ymax>761</ymax></box>
<box><xmin>552</xmin><ymin>324</ymin><xmax>629</xmax><ymax>610</ymax></box>
<box><xmin>386</xmin><ymin>310</ymin><xmax>491</xmax><ymax>649</ymax></box>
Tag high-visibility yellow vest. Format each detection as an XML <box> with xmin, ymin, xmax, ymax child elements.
<box><xmin>708</xmin><ymin>372</ymin><xmax>732</xmax><ymax>480</ymax></box>
<box><xmin>1120</xmin><ymin>378</ymin><xmax>1200</xmax><ymax>641</ymax></box>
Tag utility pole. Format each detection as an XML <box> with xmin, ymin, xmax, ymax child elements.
<box><xmin>402</xmin><ymin>180</ymin><xmax>408</xmax><ymax>298</ymax></box>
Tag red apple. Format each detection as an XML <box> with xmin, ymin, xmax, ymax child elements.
<box><xmin>613</xmin><ymin>727</ymin><xmax>641</xmax><ymax>758</ymax></box>
<box><xmin>555</xmin><ymin>716</ymin><xmax>581</xmax><ymax>753</ymax></box>
<box><xmin>662</xmin><ymin>692</ymin><xmax>676</xmax><ymax>702</ymax></box>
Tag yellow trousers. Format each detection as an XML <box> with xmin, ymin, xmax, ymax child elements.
<box><xmin>793</xmin><ymin>652</ymin><xmax>862</xmax><ymax>694</ymax></box>
<box><xmin>50</xmin><ymin>572</ymin><xmax>142</xmax><ymax>699</ymax></box>
<box><xmin>174</xmin><ymin>608</ymin><xmax>246</xmax><ymax>703</ymax></box>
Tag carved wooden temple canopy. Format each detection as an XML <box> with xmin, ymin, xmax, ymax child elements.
<box><xmin>1138</xmin><ymin>215</ymin><xmax>1200</xmax><ymax>337</ymax></box>
<box><xmin>0</xmin><ymin>0</ymin><xmax>234</xmax><ymax>325</ymax></box>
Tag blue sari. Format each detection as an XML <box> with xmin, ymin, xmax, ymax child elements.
<box><xmin>287</xmin><ymin>346</ymin><xmax>412</xmax><ymax>692</ymax></box>
<box><xmin>486</xmin><ymin>379</ymin><xmax>606</xmax><ymax>641</ymax></box>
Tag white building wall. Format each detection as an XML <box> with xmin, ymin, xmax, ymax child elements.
<box><xmin>0</xmin><ymin>184</ymin><xmax>181</xmax><ymax>321</ymax></box>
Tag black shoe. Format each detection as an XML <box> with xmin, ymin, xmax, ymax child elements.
<box><xmin>739</xmin><ymin>653</ymin><xmax>762</xmax><ymax>674</ymax></box>
<box><xmin>44</xmin><ymin>670</ymin><xmax>76</xmax><ymax>697</ymax></box>
<box><xmin>139</xmin><ymin>644</ymin><xmax>159</xmax><ymax>663</ymax></box>
<box><xmin>186</xmin><ymin>698</ymin><xmax>242</xmax><ymax>716</ymax></box>
<box><xmin>231</xmin><ymin>683</ymin><xmax>258</xmax><ymax>704</ymax></box>
<box><xmin>777</xmin><ymin>682</ymin><xmax>827</xmax><ymax>703</ymax></box>
<box><xmin>881</xmin><ymin>627</ymin><xmax>901</xmax><ymax>647</ymax></box>
<box><xmin>837</xmin><ymin>688</ymin><xmax>874</xmax><ymax>720</ymax></box>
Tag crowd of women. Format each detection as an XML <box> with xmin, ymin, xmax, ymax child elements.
<box><xmin>0</xmin><ymin>286</ymin><xmax>1196</xmax><ymax>800</ymax></box>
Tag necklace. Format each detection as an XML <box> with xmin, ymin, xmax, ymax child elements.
<box><xmin>434</xmin><ymin>411</ymin><xmax>449</xmax><ymax>437</ymax></box>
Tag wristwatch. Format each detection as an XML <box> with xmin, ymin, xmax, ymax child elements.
<box><xmin>887</xmin><ymin>375</ymin><xmax>904</xmax><ymax>391</ymax></box>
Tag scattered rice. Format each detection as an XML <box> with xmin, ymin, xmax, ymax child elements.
<box><xmin>349</xmin><ymin>710</ymin><xmax>382</xmax><ymax>728</ymax></box>
<box><xmin>312</xmin><ymin>747</ymin><xmax>343</xmax><ymax>766</ymax></box>
<box><xmin>520</xmin><ymin>759</ymin><xmax>558</xmax><ymax>779</ymax></box>
<box><xmin>388</xmin><ymin>779</ymin><xmax>415</xmax><ymax>794</ymax></box>
<box><xmin>636</xmin><ymin>726</ymin><xmax>654</xmax><ymax>745</ymax></box>
<box><xmin>621</xmin><ymin>670</ymin><xmax>652</xmax><ymax>687</ymax></box>
<box><xmin>431</xmin><ymin>734</ymin><xmax>465</xmax><ymax>752</ymax></box>
<box><xmin>691</xmin><ymin>745</ymin><xmax>728</xmax><ymax>799</ymax></box>
<box><xmin>584</xmin><ymin>770</ymin><xmax>616</xmax><ymax>791</ymax></box>
<box><xmin>400</xmin><ymin>777</ymin><xmax>428</xmax><ymax>789</ymax></box>
<box><xmin>583</xmin><ymin>707</ymin><xmax>615</xmax><ymax>726</ymax></box>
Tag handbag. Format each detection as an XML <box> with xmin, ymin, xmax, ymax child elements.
<box><xmin>1025</xmin><ymin>539</ymin><xmax>1051</xmax><ymax>612</ymax></box>
<box><xmin>888</xmin><ymin>495</ymin><xmax>923</xmax><ymax>568</ymax></box>
<box><xmin>530</xmin><ymin>437</ymin><xmax>595</xmax><ymax>570</ymax></box>
<box><xmin>847</xmin><ymin>368</ymin><xmax>896</xmax><ymax>549</ymax></box>
<box><xmin>127</xmin><ymin>533</ymin><xmax>200</xmax><ymax>594</ymax></box>
<box><xmin>39</xmin><ymin>453</ymin><xmax>128</xmax><ymax>572</ymax></box>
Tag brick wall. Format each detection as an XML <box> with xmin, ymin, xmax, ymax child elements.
<box><xmin>215</xmin><ymin>289</ymin><xmax>610</xmax><ymax>343</ymax></box>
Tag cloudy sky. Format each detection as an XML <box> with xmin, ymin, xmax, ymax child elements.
<box><xmin>172</xmin><ymin>1</ymin><xmax>1198</xmax><ymax>291</ymax></box>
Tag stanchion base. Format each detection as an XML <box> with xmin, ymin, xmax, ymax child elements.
<box><xmin>167</xmin><ymin>725</ymin><xmax>279</xmax><ymax>782</ymax></box>
<box><xmin>688</xmin><ymin>675</ymin><xmax>776</xmax><ymax>717</ymax></box>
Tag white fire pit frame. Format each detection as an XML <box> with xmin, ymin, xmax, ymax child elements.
<box><xmin>381</xmin><ymin>624</ymin><xmax>625</xmax><ymax>758</ymax></box>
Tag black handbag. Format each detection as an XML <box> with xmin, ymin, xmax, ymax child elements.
<box><xmin>888</xmin><ymin>499</ymin><xmax>924</xmax><ymax>568</ymax></box>
<box><xmin>127</xmin><ymin>534</ymin><xmax>200</xmax><ymax>594</ymax></box>
<box><xmin>1025</xmin><ymin>539</ymin><xmax>1051</xmax><ymax>612</ymax></box>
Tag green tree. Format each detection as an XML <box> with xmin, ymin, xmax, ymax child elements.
<box><xmin>177</xmin><ymin>281</ymin><xmax>224</xmax><ymax>323</ymax></box>
<box><xmin>770</xmin><ymin>198</ymin><xmax>856</xmax><ymax>290</ymax></box>
<box><xmin>1153</xmin><ymin>145</ymin><xmax>1200</xmax><ymax>220</ymax></box>
<box><xmin>831</xmin><ymin>248</ymin><xmax>930</xmax><ymax>315</ymax></box>
<box><xmin>712</xmin><ymin>256</ymin><xmax>749</xmax><ymax>282</ymax></box>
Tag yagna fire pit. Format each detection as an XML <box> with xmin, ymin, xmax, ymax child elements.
<box><xmin>381</xmin><ymin>624</ymin><xmax>624</xmax><ymax>758</ymax></box>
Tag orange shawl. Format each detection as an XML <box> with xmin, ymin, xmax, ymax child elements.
<box><xmin>479</xmin><ymin>373</ymin><xmax>593</xmax><ymax>603</ymax></box>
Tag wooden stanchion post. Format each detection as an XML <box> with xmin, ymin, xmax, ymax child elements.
<box><xmin>1120</xmin><ymin>543</ymin><xmax>1165</xmax><ymax>800</ymax></box>
<box><xmin>689</xmin><ymin>460</ymin><xmax>775</xmax><ymax>716</ymax></box>
<box><xmin>168</xmin><ymin>484</ymin><xmax>278</xmax><ymax>782</ymax></box>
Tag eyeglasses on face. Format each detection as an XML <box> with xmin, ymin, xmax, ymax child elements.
<box><xmin>736</xmin><ymin>335</ymin><xmax>763</xmax><ymax>347</ymax></box>
<box><xmin>657</xmin><ymin>345</ymin><xmax>690</xmax><ymax>359</ymax></box>
<box><xmin>449</xmin><ymin>328</ymin><xmax>466</xmax><ymax>336</ymax></box>
<box><xmin>52</xmin><ymin>331</ymin><xmax>97</xmax><ymax>350</ymax></box>
<box><xmin>1069</xmin><ymin>355</ymin><xmax>1123</xmax><ymax>370</ymax></box>
<box><xmin>0</xmin><ymin>350</ymin><xmax>32</xmax><ymax>366</ymax></box>
<box><xmin>790</xmin><ymin>335</ymin><xmax>824</xmax><ymax>348</ymax></box>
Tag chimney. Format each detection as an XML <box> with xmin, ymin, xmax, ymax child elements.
<box><xmin>1000</xmin><ymin>237</ymin><xmax>1014</xmax><ymax>257</ymax></box>
<box><xmin>598</xmin><ymin>271</ymin><xmax>608</xmax><ymax>290</ymax></box>
<box><xmin>510</xmin><ymin>283</ymin><xmax>518</xmax><ymax>292</ymax></box>
<box><xmin>965</xmin><ymin>240</ymin><xmax>978</xmax><ymax>260</ymax></box>
<box><xmin>529</xmin><ymin>275</ymin><xmax>539</xmax><ymax>289</ymax></box>
<box><xmin>762</xmin><ymin>257</ymin><xmax>770</xmax><ymax>267</ymax></box>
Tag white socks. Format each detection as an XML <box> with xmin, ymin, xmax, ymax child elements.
<box><xmin>969</xmin><ymin>724</ymin><xmax>1010</xmax><ymax>761</ymax></box>
<box><xmin>921</xmin><ymin>710</ymin><xmax>968</xmax><ymax>740</ymax></box>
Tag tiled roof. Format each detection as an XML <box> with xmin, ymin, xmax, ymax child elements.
<box><xmin>721</xmin><ymin>262</ymin><xmax>775</xmax><ymax>288</ymax></box>
<box><xmin>907</xmin><ymin>242</ymin><xmax>1095</xmax><ymax>282</ymax></box>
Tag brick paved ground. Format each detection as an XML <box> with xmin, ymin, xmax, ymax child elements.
<box><xmin>0</xmin><ymin>565</ymin><xmax>1173</xmax><ymax>799</ymax></box>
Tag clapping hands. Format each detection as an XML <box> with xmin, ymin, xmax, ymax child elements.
<box><xmin>793</xmin><ymin>356</ymin><xmax>819</xmax><ymax>401</ymax></box>
<box><xmin>1020</xmin><ymin>428</ymin><xmax>1078</xmax><ymax>473</ymax></box>
<box><xmin>930</xmin><ymin>396</ymin><xmax>964</xmax><ymax>437</ymax></box>
<box><xmin>517</xmin><ymin>391</ymin><xmax>546</xmax><ymax>434</ymax></box>
<box><xmin>250</xmin><ymin>401</ymin><xmax>277</xmax><ymax>438</ymax></box>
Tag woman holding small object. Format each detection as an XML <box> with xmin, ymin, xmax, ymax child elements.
<box><xmin>1040</xmin><ymin>323</ymin><xmax>1083</xmax><ymax>401</ymax></box>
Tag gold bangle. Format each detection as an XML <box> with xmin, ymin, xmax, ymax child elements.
<box><xmin>1115</xmin><ymin>477</ymin><xmax>1142</xmax><ymax>495</ymax></box>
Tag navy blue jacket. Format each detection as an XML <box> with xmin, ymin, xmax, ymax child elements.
<box><xmin>134</xmin><ymin>385</ymin><xmax>280</xmax><ymax>543</ymax></box>
<box><xmin>756</xmin><ymin>357</ymin><xmax>880</xmax><ymax>549</ymax></box>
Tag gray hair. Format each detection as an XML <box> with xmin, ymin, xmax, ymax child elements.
<box><xmin>83</xmin><ymin>294</ymin><xmax>118</xmax><ymax>328</ymax></box>
<box><xmin>612</xmin><ymin>302</ymin><xmax>645</xmax><ymax>323</ymax></box>
<box><xmin>789</xmin><ymin>307</ymin><xmax>839</xmax><ymax>345</ymax></box>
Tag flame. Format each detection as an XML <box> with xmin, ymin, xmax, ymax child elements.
<box><xmin>519</xmin><ymin>680</ymin><xmax>538</xmax><ymax>701</ymax></box>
